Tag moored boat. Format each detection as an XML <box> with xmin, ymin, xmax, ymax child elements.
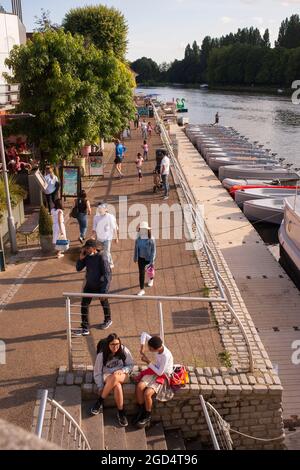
<box><xmin>219</xmin><ymin>165</ymin><xmax>299</xmax><ymax>182</ymax></box>
<box><xmin>243</xmin><ymin>198</ymin><xmax>285</xmax><ymax>225</ymax></box>
<box><xmin>279</xmin><ymin>196</ymin><xmax>300</xmax><ymax>288</ymax></box>
<box><xmin>235</xmin><ymin>187</ymin><xmax>299</xmax><ymax>208</ymax></box>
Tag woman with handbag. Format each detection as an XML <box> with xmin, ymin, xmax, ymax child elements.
<box><xmin>134</xmin><ymin>222</ymin><xmax>156</xmax><ymax>296</ymax></box>
<box><xmin>72</xmin><ymin>190</ymin><xmax>91</xmax><ymax>244</ymax></box>
<box><xmin>51</xmin><ymin>199</ymin><xmax>67</xmax><ymax>259</ymax></box>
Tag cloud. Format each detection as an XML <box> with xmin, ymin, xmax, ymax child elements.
<box><xmin>221</xmin><ymin>16</ymin><xmax>235</xmax><ymax>24</ymax></box>
<box><xmin>252</xmin><ymin>17</ymin><xmax>264</xmax><ymax>25</ymax></box>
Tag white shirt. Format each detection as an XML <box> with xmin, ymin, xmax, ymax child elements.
<box><xmin>141</xmin><ymin>332</ymin><xmax>174</xmax><ymax>376</ymax></box>
<box><xmin>44</xmin><ymin>174</ymin><xmax>59</xmax><ymax>195</ymax></box>
<box><xmin>93</xmin><ymin>213</ymin><xmax>118</xmax><ymax>242</ymax></box>
<box><xmin>94</xmin><ymin>346</ymin><xmax>134</xmax><ymax>389</ymax></box>
<box><xmin>161</xmin><ymin>156</ymin><xmax>170</xmax><ymax>176</ymax></box>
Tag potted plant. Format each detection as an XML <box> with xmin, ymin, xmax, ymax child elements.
<box><xmin>39</xmin><ymin>205</ymin><xmax>53</xmax><ymax>253</ymax></box>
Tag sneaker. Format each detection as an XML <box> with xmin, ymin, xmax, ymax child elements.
<box><xmin>79</xmin><ymin>237</ymin><xmax>84</xmax><ymax>244</ymax></box>
<box><xmin>132</xmin><ymin>407</ymin><xmax>145</xmax><ymax>426</ymax></box>
<box><xmin>137</xmin><ymin>414</ymin><xmax>152</xmax><ymax>429</ymax></box>
<box><xmin>91</xmin><ymin>400</ymin><xmax>103</xmax><ymax>416</ymax></box>
<box><xmin>99</xmin><ymin>320</ymin><xmax>113</xmax><ymax>330</ymax></box>
<box><xmin>137</xmin><ymin>290</ymin><xmax>145</xmax><ymax>296</ymax></box>
<box><xmin>117</xmin><ymin>411</ymin><xmax>128</xmax><ymax>427</ymax></box>
<box><xmin>163</xmin><ymin>196</ymin><xmax>169</xmax><ymax>201</ymax></box>
<box><xmin>148</xmin><ymin>279</ymin><xmax>154</xmax><ymax>288</ymax></box>
<box><xmin>72</xmin><ymin>329</ymin><xmax>90</xmax><ymax>337</ymax></box>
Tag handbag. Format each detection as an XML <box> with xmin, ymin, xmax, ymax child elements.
<box><xmin>146</xmin><ymin>264</ymin><xmax>155</xmax><ymax>279</ymax></box>
<box><xmin>55</xmin><ymin>238</ymin><xmax>70</xmax><ymax>252</ymax></box>
<box><xmin>70</xmin><ymin>202</ymin><xmax>79</xmax><ymax>219</ymax></box>
<box><xmin>170</xmin><ymin>365</ymin><xmax>189</xmax><ymax>389</ymax></box>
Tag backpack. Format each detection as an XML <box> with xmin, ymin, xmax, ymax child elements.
<box><xmin>96</xmin><ymin>339</ymin><xmax>126</xmax><ymax>365</ymax></box>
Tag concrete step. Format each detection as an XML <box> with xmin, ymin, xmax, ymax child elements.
<box><xmin>103</xmin><ymin>409</ymin><xmax>127</xmax><ymax>451</ymax></box>
<box><xmin>165</xmin><ymin>430</ymin><xmax>186</xmax><ymax>451</ymax></box>
<box><xmin>125</xmin><ymin>424</ymin><xmax>148</xmax><ymax>451</ymax></box>
<box><xmin>53</xmin><ymin>386</ymin><xmax>82</xmax><ymax>450</ymax></box>
<box><xmin>81</xmin><ymin>401</ymin><xmax>105</xmax><ymax>450</ymax></box>
<box><xmin>146</xmin><ymin>423</ymin><xmax>168</xmax><ymax>451</ymax></box>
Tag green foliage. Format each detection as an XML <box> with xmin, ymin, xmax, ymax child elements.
<box><xmin>34</xmin><ymin>8</ymin><xmax>60</xmax><ymax>32</ymax></box>
<box><xmin>131</xmin><ymin>57</ymin><xmax>160</xmax><ymax>83</ymax></box>
<box><xmin>39</xmin><ymin>205</ymin><xmax>53</xmax><ymax>236</ymax></box>
<box><xmin>218</xmin><ymin>351</ymin><xmax>233</xmax><ymax>368</ymax></box>
<box><xmin>276</xmin><ymin>14</ymin><xmax>300</xmax><ymax>49</ymax></box>
<box><xmin>63</xmin><ymin>5</ymin><xmax>128</xmax><ymax>60</ymax></box>
<box><xmin>5</xmin><ymin>30</ymin><xmax>135</xmax><ymax>163</ymax></box>
<box><xmin>0</xmin><ymin>176</ymin><xmax>26</xmax><ymax>222</ymax></box>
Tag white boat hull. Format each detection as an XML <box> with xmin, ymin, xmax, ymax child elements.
<box><xmin>243</xmin><ymin>198</ymin><xmax>285</xmax><ymax>225</ymax></box>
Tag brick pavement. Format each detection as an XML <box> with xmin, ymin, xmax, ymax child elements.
<box><xmin>0</xmin><ymin>124</ymin><xmax>222</xmax><ymax>431</ymax></box>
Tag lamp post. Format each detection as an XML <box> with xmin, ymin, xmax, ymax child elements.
<box><xmin>0</xmin><ymin>84</ymin><xmax>35</xmax><ymax>253</ymax></box>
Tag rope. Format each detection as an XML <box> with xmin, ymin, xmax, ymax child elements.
<box><xmin>221</xmin><ymin>421</ymin><xmax>284</xmax><ymax>442</ymax></box>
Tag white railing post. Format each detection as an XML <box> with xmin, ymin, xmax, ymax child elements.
<box><xmin>66</xmin><ymin>297</ymin><xmax>72</xmax><ymax>372</ymax></box>
<box><xmin>36</xmin><ymin>390</ymin><xmax>49</xmax><ymax>439</ymax></box>
<box><xmin>200</xmin><ymin>395</ymin><xmax>221</xmax><ymax>450</ymax></box>
<box><xmin>157</xmin><ymin>301</ymin><xmax>165</xmax><ymax>343</ymax></box>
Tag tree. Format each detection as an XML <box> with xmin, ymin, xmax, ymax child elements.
<box><xmin>5</xmin><ymin>30</ymin><xmax>135</xmax><ymax>163</ymax></box>
<box><xmin>63</xmin><ymin>5</ymin><xmax>128</xmax><ymax>60</ymax></box>
<box><xmin>34</xmin><ymin>9</ymin><xmax>60</xmax><ymax>32</ymax></box>
<box><xmin>131</xmin><ymin>57</ymin><xmax>160</xmax><ymax>83</ymax></box>
<box><xmin>263</xmin><ymin>29</ymin><xmax>271</xmax><ymax>48</ymax></box>
<box><xmin>276</xmin><ymin>15</ymin><xmax>300</xmax><ymax>49</ymax></box>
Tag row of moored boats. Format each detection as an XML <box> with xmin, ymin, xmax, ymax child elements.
<box><xmin>185</xmin><ymin>124</ymin><xmax>300</xmax><ymax>287</ymax></box>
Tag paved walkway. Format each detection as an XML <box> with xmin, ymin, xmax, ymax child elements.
<box><xmin>0</xmin><ymin>124</ymin><xmax>222</xmax><ymax>431</ymax></box>
<box><xmin>173</xmin><ymin>124</ymin><xmax>300</xmax><ymax>422</ymax></box>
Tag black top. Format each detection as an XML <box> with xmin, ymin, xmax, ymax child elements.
<box><xmin>77</xmin><ymin>198</ymin><xmax>88</xmax><ymax>214</ymax></box>
<box><xmin>76</xmin><ymin>252</ymin><xmax>112</xmax><ymax>292</ymax></box>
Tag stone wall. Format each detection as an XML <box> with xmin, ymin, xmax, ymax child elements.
<box><xmin>57</xmin><ymin>364</ymin><xmax>285</xmax><ymax>450</ymax></box>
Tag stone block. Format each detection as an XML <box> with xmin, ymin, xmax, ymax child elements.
<box><xmin>74</xmin><ymin>376</ymin><xmax>83</xmax><ymax>386</ymax></box>
<box><xmin>86</xmin><ymin>365</ymin><xmax>94</xmax><ymax>372</ymax></box>
<box><xmin>85</xmin><ymin>372</ymin><xmax>93</xmax><ymax>384</ymax></box>
<box><xmin>56</xmin><ymin>376</ymin><xmax>65</xmax><ymax>386</ymax></box>
<box><xmin>241</xmin><ymin>385</ymin><xmax>253</xmax><ymax>395</ymax></box>
<box><xmin>214</xmin><ymin>386</ymin><xmax>227</xmax><ymax>397</ymax></box>
<box><xmin>66</xmin><ymin>373</ymin><xmax>74</xmax><ymax>386</ymax></box>
<box><xmin>253</xmin><ymin>385</ymin><xmax>268</xmax><ymax>394</ymax></box>
<box><xmin>269</xmin><ymin>385</ymin><xmax>283</xmax><ymax>395</ymax></box>
<box><xmin>228</xmin><ymin>385</ymin><xmax>242</xmax><ymax>395</ymax></box>
<box><xmin>58</xmin><ymin>366</ymin><xmax>67</xmax><ymax>375</ymax></box>
<box><xmin>198</xmin><ymin>385</ymin><xmax>213</xmax><ymax>397</ymax></box>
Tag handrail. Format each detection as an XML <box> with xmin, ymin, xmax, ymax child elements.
<box><xmin>63</xmin><ymin>292</ymin><xmax>227</xmax><ymax>303</ymax></box>
<box><xmin>36</xmin><ymin>392</ymin><xmax>91</xmax><ymax>450</ymax></box>
<box><xmin>199</xmin><ymin>395</ymin><xmax>221</xmax><ymax>450</ymax></box>
<box><xmin>203</xmin><ymin>397</ymin><xmax>233</xmax><ymax>450</ymax></box>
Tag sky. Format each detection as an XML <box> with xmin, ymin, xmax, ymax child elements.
<box><xmin>1</xmin><ymin>0</ymin><xmax>300</xmax><ymax>63</ymax></box>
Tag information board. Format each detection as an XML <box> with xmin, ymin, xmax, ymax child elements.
<box><xmin>61</xmin><ymin>166</ymin><xmax>81</xmax><ymax>198</ymax></box>
<box><xmin>88</xmin><ymin>154</ymin><xmax>104</xmax><ymax>177</ymax></box>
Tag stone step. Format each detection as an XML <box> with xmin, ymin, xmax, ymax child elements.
<box><xmin>103</xmin><ymin>409</ymin><xmax>127</xmax><ymax>451</ymax></box>
<box><xmin>53</xmin><ymin>386</ymin><xmax>82</xmax><ymax>450</ymax></box>
<box><xmin>165</xmin><ymin>430</ymin><xmax>186</xmax><ymax>451</ymax></box>
<box><xmin>81</xmin><ymin>401</ymin><xmax>105</xmax><ymax>450</ymax></box>
<box><xmin>146</xmin><ymin>423</ymin><xmax>168</xmax><ymax>451</ymax></box>
<box><xmin>125</xmin><ymin>424</ymin><xmax>148</xmax><ymax>451</ymax></box>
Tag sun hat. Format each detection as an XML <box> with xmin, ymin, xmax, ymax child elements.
<box><xmin>98</xmin><ymin>202</ymin><xmax>108</xmax><ymax>210</ymax></box>
<box><xmin>139</xmin><ymin>221</ymin><xmax>151</xmax><ymax>230</ymax></box>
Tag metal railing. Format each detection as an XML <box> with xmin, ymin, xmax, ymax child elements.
<box><xmin>64</xmin><ymin>292</ymin><xmax>228</xmax><ymax>371</ymax></box>
<box><xmin>36</xmin><ymin>390</ymin><xmax>91</xmax><ymax>450</ymax></box>
<box><xmin>200</xmin><ymin>395</ymin><xmax>233</xmax><ymax>450</ymax></box>
<box><xmin>153</xmin><ymin>103</ymin><xmax>255</xmax><ymax>372</ymax></box>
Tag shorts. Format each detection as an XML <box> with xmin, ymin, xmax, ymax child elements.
<box><xmin>115</xmin><ymin>157</ymin><xmax>123</xmax><ymax>164</ymax></box>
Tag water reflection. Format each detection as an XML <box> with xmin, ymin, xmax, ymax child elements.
<box><xmin>275</xmin><ymin>109</ymin><xmax>300</xmax><ymax>127</ymax></box>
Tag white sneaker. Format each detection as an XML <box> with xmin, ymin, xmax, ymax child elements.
<box><xmin>137</xmin><ymin>290</ymin><xmax>145</xmax><ymax>296</ymax></box>
<box><xmin>148</xmin><ymin>280</ymin><xmax>154</xmax><ymax>288</ymax></box>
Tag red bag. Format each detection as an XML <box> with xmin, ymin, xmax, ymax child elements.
<box><xmin>134</xmin><ymin>368</ymin><xmax>168</xmax><ymax>385</ymax></box>
<box><xmin>170</xmin><ymin>365</ymin><xmax>189</xmax><ymax>388</ymax></box>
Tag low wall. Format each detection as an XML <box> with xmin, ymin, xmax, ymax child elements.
<box><xmin>57</xmin><ymin>365</ymin><xmax>285</xmax><ymax>450</ymax></box>
<box><xmin>0</xmin><ymin>200</ymin><xmax>25</xmax><ymax>243</ymax></box>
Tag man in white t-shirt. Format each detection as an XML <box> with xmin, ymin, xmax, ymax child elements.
<box><xmin>44</xmin><ymin>166</ymin><xmax>59</xmax><ymax>213</ymax></box>
<box><xmin>92</xmin><ymin>202</ymin><xmax>119</xmax><ymax>269</ymax></box>
<box><xmin>160</xmin><ymin>155</ymin><xmax>170</xmax><ymax>200</ymax></box>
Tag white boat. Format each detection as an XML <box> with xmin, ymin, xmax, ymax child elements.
<box><xmin>219</xmin><ymin>165</ymin><xmax>299</xmax><ymax>182</ymax></box>
<box><xmin>209</xmin><ymin>156</ymin><xmax>277</xmax><ymax>172</ymax></box>
<box><xmin>222</xmin><ymin>177</ymin><xmax>300</xmax><ymax>190</ymax></box>
<box><xmin>243</xmin><ymin>198</ymin><xmax>285</xmax><ymax>225</ymax></box>
<box><xmin>279</xmin><ymin>196</ymin><xmax>300</xmax><ymax>288</ymax></box>
<box><xmin>235</xmin><ymin>187</ymin><xmax>299</xmax><ymax>208</ymax></box>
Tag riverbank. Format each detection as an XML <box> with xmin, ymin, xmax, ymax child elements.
<box><xmin>138</xmin><ymin>83</ymin><xmax>292</xmax><ymax>97</ymax></box>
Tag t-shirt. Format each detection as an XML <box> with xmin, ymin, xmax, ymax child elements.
<box><xmin>136</xmin><ymin>157</ymin><xmax>144</xmax><ymax>169</ymax></box>
<box><xmin>116</xmin><ymin>144</ymin><xmax>125</xmax><ymax>159</ymax></box>
<box><xmin>143</xmin><ymin>144</ymin><xmax>149</xmax><ymax>153</ymax></box>
<box><xmin>140</xmin><ymin>332</ymin><xmax>174</xmax><ymax>376</ymax></box>
<box><xmin>93</xmin><ymin>213</ymin><xmax>118</xmax><ymax>241</ymax></box>
<box><xmin>161</xmin><ymin>156</ymin><xmax>170</xmax><ymax>176</ymax></box>
<box><xmin>45</xmin><ymin>174</ymin><xmax>59</xmax><ymax>195</ymax></box>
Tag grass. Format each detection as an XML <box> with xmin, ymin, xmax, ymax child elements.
<box><xmin>218</xmin><ymin>351</ymin><xmax>233</xmax><ymax>368</ymax></box>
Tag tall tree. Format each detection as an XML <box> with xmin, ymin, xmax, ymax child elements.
<box><xmin>131</xmin><ymin>57</ymin><xmax>160</xmax><ymax>83</ymax></box>
<box><xmin>63</xmin><ymin>5</ymin><xmax>128</xmax><ymax>60</ymax></box>
<box><xmin>263</xmin><ymin>29</ymin><xmax>271</xmax><ymax>48</ymax></box>
<box><xmin>5</xmin><ymin>30</ymin><xmax>135</xmax><ymax>162</ymax></box>
<box><xmin>276</xmin><ymin>14</ymin><xmax>300</xmax><ymax>49</ymax></box>
<box><xmin>34</xmin><ymin>9</ymin><xmax>60</xmax><ymax>32</ymax></box>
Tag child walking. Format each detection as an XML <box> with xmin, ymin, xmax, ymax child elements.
<box><xmin>142</xmin><ymin>141</ymin><xmax>149</xmax><ymax>162</ymax></box>
<box><xmin>136</xmin><ymin>153</ymin><xmax>144</xmax><ymax>182</ymax></box>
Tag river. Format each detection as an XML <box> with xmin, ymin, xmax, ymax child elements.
<box><xmin>138</xmin><ymin>85</ymin><xmax>300</xmax><ymax>254</ymax></box>
<box><xmin>138</xmin><ymin>86</ymin><xmax>300</xmax><ymax>167</ymax></box>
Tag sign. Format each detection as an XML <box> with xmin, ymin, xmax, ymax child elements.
<box><xmin>61</xmin><ymin>166</ymin><xmax>81</xmax><ymax>198</ymax></box>
<box><xmin>34</xmin><ymin>169</ymin><xmax>48</xmax><ymax>191</ymax></box>
<box><xmin>88</xmin><ymin>154</ymin><xmax>104</xmax><ymax>177</ymax></box>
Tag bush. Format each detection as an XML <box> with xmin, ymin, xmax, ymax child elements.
<box><xmin>39</xmin><ymin>205</ymin><xmax>53</xmax><ymax>236</ymax></box>
<box><xmin>0</xmin><ymin>175</ymin><xmax>26</xmax><ymax>222</ymax></box>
